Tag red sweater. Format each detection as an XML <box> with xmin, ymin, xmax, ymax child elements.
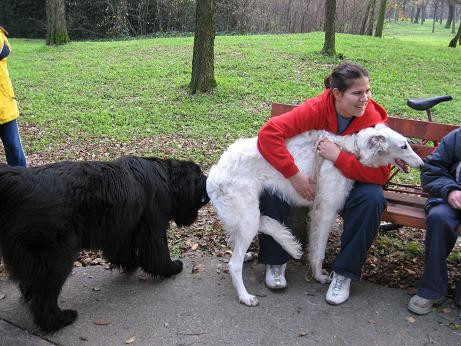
<box><xmin>257</xmin><ymin>89</ymin><xmax>391</xmax><ymax>185</ymax></box>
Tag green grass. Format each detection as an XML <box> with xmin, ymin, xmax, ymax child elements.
<box><xmin>8</xmin><ymin>24</ymin><xmax>461</xmax><ymax>167</ymax></box>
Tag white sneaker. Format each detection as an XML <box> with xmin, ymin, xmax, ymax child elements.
<box><xmin>408</xmin><ymin>294</ymin><xmax>446</xmax><ymax>315</ymax></box>
<box><xmin>265</xmin><ymin>263</ymin><xmax>287</xmax><ymax>289</ymax></box>
<box><xmin>325</xmin><ymin>272</ymin><xmax>351</xmax><ymax>305</ymax></box>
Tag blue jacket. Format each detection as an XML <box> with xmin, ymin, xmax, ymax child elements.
<box><xmin>421</xmin><ymin>128</ymin><xmax>461</xmax><ymax>211</ymax></box>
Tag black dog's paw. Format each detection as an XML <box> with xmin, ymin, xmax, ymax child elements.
<box><xmin>38</xmin><ymin>309</ymin><xmax>78</xmax><ymax>333</ymax></box>
<box><xmin>172</xmin><ymin>259</ymin><xmax>183</xmax><ymax>273</ymax></box>
<box><xmin>19</xmin><ymin>285</ymin><xmax>32</xmax><ymax>302</ymax></box>
<box><xmin>164</xmin><ymin>260</ymin><xmax>183</xmax><ymax>277</ymax></box>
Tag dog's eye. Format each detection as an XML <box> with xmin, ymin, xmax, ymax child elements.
<box><xmin>401</xmin><ymin>144</ymin><xmax>408</xmax><ymax>150</ymax></box>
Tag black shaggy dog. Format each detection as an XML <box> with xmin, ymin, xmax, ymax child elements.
<box><xmin>0</xmin><ymin>156</ymin><xmax>209</xmax><ymax>332</ymax></box>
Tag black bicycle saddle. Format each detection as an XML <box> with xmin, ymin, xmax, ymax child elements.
<box><xmin>407</xmin><ymin>95</ymin><xmax>453</xmax><ymax>111</ymax></box>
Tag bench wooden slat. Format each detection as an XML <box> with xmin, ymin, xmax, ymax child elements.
<box><xmin>383</xmin><ymin>191</ymin><xmax>426</xmax><ymax>208</ymax></box>
<box><xmin>386</xmin><ymin>117</ymin><xmax>458</xmax><ymax>141</ymax></box>
<box><xmin>382</xmin><ymin>203</ymin><xmax>427</xmax><ymax>229</ymax></box>
<box><xmin>410</xmin><ymin>144</ymin><xmax>435</xmax><ymax>158</ymax></box>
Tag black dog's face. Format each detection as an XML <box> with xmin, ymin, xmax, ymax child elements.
<box><xmin>170</xmin><ymin>161</ymin><xmax>209</xmax><ymax>227</ymax></box>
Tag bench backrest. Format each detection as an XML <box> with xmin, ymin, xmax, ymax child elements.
<box><xmin>271</xmin><ymin>102</ymin><xmax>459</xmax><ymax>159</ymax></box>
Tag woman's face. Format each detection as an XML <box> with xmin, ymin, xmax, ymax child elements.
<box><xmin>333</xmin><ymin>77</ymin><xmax>371</xmax><ymax>118</ymax></box>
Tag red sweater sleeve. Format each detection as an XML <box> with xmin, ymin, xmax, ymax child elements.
<box><xmin>257</xmin><ymin>100</ymin><xmax>324</xmax><ymax>178</ymax></box>
<box><xmin>335</xmin><ymin>151</ymin><xmax>391</xmax><ymax>185</ymax></box>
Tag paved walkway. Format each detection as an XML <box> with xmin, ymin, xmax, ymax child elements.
<box><xmin>1</xmin><ymin>256</ymin><xmax>460</xmax><ymax>345</ymax></box>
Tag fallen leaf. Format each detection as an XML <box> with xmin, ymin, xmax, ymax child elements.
<box><xmin>298</xmin><ymin>332</ymin><xmax>307</xmax><ymax>337</ymax></box>
<box><xmin>449</xmin><ymin>323</ymin><xmax>461</xmax><ymax>330</ymax></box>
<box><xmin>191</xmin><ymin>243</ymin><xmax>199</xmax><ymax>250</ymax></box>
<box><xmin>191</xmin><ymin>263</ymin><xmax>205</xmax><ymax>273</ymax></box>
<box><xmin>125</xmin><ymin>336</ymin><xmax>136</xmax><ymax>344</ymax></box>
<box><xmin>405</xmin><ymin>316</ymin><xmax>416</xmax><ymax>323</ymax></box>
<box><xmin>79</xmin><ymin>336</ymin><xmax>88</xmax><ymax>341</ymax></box>
<box><xmin>94</xmin><ymin>320</ymin><xmax>110</xmax><ymax>326</ymax></box>
<box><xmin>0</xmin><ymin>293</ymin><xmax>6</xmax><ymax>300</ymax></box>
<box><xmin>368</xmin><ymin>320</ymin><xmax>377</xmax><ymax>324</ymax></box>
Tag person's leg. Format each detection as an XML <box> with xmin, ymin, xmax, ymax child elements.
<box><xmin>408</xmin><ymin>203</ymin><xmax>459</xmax><ymax>315</ymax></box>
<box><xmin>258</xmin><ymin>190</ymin><xmax>291</xmax><ymax>265</ymax></box>
<box><xmin>326</xmin><ymin>183</ymin><xmax>386</xmax><ymax>305</ymax></box>
<box><xmin>0</xmin><ymin>120</ymin><xmax>27</xmax><ymax>167</ymax></box>
<box><xmin>417</xmin><ymin>203</ymin><xmax>459</xmax><ymax>299</ymax></box>
<box><xmin>258</xmin><ymin>190</ymin><xmax>291</xmax><ymax>289</ymax></box>
<box><xmin>333</xmin><ymin>183</ymin><xmax>386</xmax><ymax>279</ymax></box>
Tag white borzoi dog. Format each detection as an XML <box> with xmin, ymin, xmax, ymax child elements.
<box><xmin>206</xmin><ymin>123</ymin><xmax>423</xmax><ymax>306</ymax></box>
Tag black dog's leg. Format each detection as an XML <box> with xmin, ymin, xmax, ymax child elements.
<box><xmin>29</xmin><ymin>265</ymin><xmax>77</xmax><ymax>333</ymax></box>
<box><xmin>137</xmin><ymin>224</ymin><xmax>183</xmax><ymax>277</ymax></box>
<box><xmin>19</xmin><ymin>284</ymin><xmax>33</xmax><ymax>302</ymax></box>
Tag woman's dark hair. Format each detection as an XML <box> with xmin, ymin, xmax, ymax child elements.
<box><xmin>324</xmin><ymin>63</ymin><xmax>369</xmax><ymax>92</ymax></box>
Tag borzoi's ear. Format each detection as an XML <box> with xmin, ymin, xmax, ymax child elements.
<box><xmin>367</xmin><ymin>135</ymin><xmax>388</xmax><ymax>153</ymax></box>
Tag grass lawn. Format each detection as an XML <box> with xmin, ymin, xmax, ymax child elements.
<box><xmin>7</xmin><ymin>21</ymin><xmax>461</xmax><ymax>168</ymax></box>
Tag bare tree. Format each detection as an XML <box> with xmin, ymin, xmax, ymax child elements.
<box><xmin>189</xmin><ymin>0</ymin><xmax>217</xmax><ymax>94</ymax></box>
<box><xmin>433</xmin><ymin>0</ymin><xmax>441</xmax><ymax>32</ymax></box>
<box><xmin>110</xmin><ymin>0</ymin><xmax>130</xmax><ymax>37</ymax></box>
<box><xmin>46</xmin><ymin>0</ymin><xmax>70</xmax><ymax>45</ymax></box>
<box><xmin>321</xmin><ymin>0</ymin><xmax>337</xmax><ymax>56</ymax></box>
<box><xmin>449</xmin><ymin>16</ymin><xmax>461</xmax><ymax>46</ymax></box>
<box><xmin>446</xmin><ymin>0</ymin><xmax>455</xmax><ymax>27</ymax></box>
<box><xmin>361</xmin><ymin>0</ymin><xmax>376</xmax><ymax>35</ymax></box>
<box><xmin>375</xmin><ymin>0</ymin><xmax>387</xmax><ymax>37</ymax></box>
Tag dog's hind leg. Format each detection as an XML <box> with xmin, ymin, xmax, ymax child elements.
<box><xmin>228</xmin><ymin>218</ymin><xmax>260</xmax><ymax>307</ymax></box>
<box><xmin>308</xmin><ymin>203</ymin><xmax>337</xmax><ymax>284</ymax></box>
<box><xmin>219</xmin><ymin>196</ymin><xmax>261</xmax><ymax>307</ymax></box>
<box><xmin>28</xmin><ymin>253</ymin><xmax>78</xmax><ymax>332</ymax></box>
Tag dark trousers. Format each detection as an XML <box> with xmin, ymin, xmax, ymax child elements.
<box><xmin>417</xmin><ymin>203</ymin><xmax>459</xmax><ymax>299</ymax></box>
<box><xmin>0</xmin><ymin>119</ymin><xmax>27</xmax><ymax>167</ymax></box>
<box><xmin>259</xmin><ymin>183</ymin><xmax>387</xmax><ymax>280</ymax></box>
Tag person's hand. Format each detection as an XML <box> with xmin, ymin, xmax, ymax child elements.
<box><xmin>317</xmin><ymin>138</ymin><xmax>341</xmax><ymax>162</ymax></box>
<box><xmin>289</xmin><ymin>172</ymin><xmax>315</xmax><ymax>201</ymax></box>
<box><xmin>448</xmin><ymin>190</ymin><xmax>461</xmax><ymax>209</ymax></box>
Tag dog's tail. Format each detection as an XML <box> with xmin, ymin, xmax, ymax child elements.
<box><xmin>259</xmin><ymin>216</ymin><xmax>303</xmax><ymax>259</ymax></box>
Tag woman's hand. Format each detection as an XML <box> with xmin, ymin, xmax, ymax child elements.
<box><xmin>289</xmin><ymin>172</ymin><xmax>315</xmax><ymax>201</ymax></box>
<box><xmin>448</xmin><ymin>190</ymin><xmax>461</xmax><ymax>209</ymax></box>
<box><xmin>317</xmin><ymin>138</ymin><xmax>341</xmax><ymax>162</ymax></box>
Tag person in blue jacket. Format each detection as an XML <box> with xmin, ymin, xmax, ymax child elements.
<box><xmin>408</xmin><ymin>128</ymin><xmax>461</xmax><ymax>315</ymax></box>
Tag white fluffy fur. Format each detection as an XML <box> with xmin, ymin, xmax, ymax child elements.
<box><xmin>206</xmin><ymin>124</ymin><xmax>424</xmax><ymax>306</ymax></box>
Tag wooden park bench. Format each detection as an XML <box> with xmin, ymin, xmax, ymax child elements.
<box><xmin>271</xmin><ymin>95</ymin><xmax>459</xmax><ymax>234</ymax></box>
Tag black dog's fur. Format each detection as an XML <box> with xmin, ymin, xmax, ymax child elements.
<box><xmin>0</xmin><ymin>156</ymin><xmax>209</xmax><ymax>332</ymax></box>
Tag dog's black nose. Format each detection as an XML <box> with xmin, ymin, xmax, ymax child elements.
<box><xmin>201</xmin><ymin>175</ymin><xmax>210</xmax><ymax>205</ymax></box>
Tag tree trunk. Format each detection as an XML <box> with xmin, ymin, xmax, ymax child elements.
<box><xmin>448</xmin><ymin>18</ymin><xmax>461</xmax><ymax>47</ymax></box>
<box><xmin>433</xmin><ymin>0</ymin><xmax>439</xmax><ymax>33</ymax></box>
<box><xmin>446</xmin><ymin>4</ymin><xmax>454</xmax><ymax>28</ymax></box>
<box><xmin>46</xmin><ymin>0</ymin><xmax>70</xmax><ymax>45</ymax></box>
<box><xmin>360</xmin><ymin>0</ymin><xmax>373</xmax><ymax>35</ymax></box>
<box><xmin>452</xmin><ymin>6</ymin><xmax>456</xmax><ymax>34</ymax></box>
<box><xmin>366</xmin><ymin>0</ymin><xmax>377</xmax><ymax>35</ymax></box>
<box><xmin>321</xmin><ymin>0</ymin><xmax>337</xmax><ymax>56</ymax></box>
<box><xmin>414</xmin><ymin>7</ymin><xmax>421</xmax><ymax>23</ymax></box>
<box><xmin>189</xmin><ymin>0</ymin><xmax>216</xmax><ymax>94</ymax></box>
<box><xmin>113</xmin><ymin>0</ymin><xmax>130</xmax><ymax>37</ymax></box>
<box><xmin>375</xmin><ymin>0</ymin><xmax>387</xmax><ymax>37</ymax></box>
